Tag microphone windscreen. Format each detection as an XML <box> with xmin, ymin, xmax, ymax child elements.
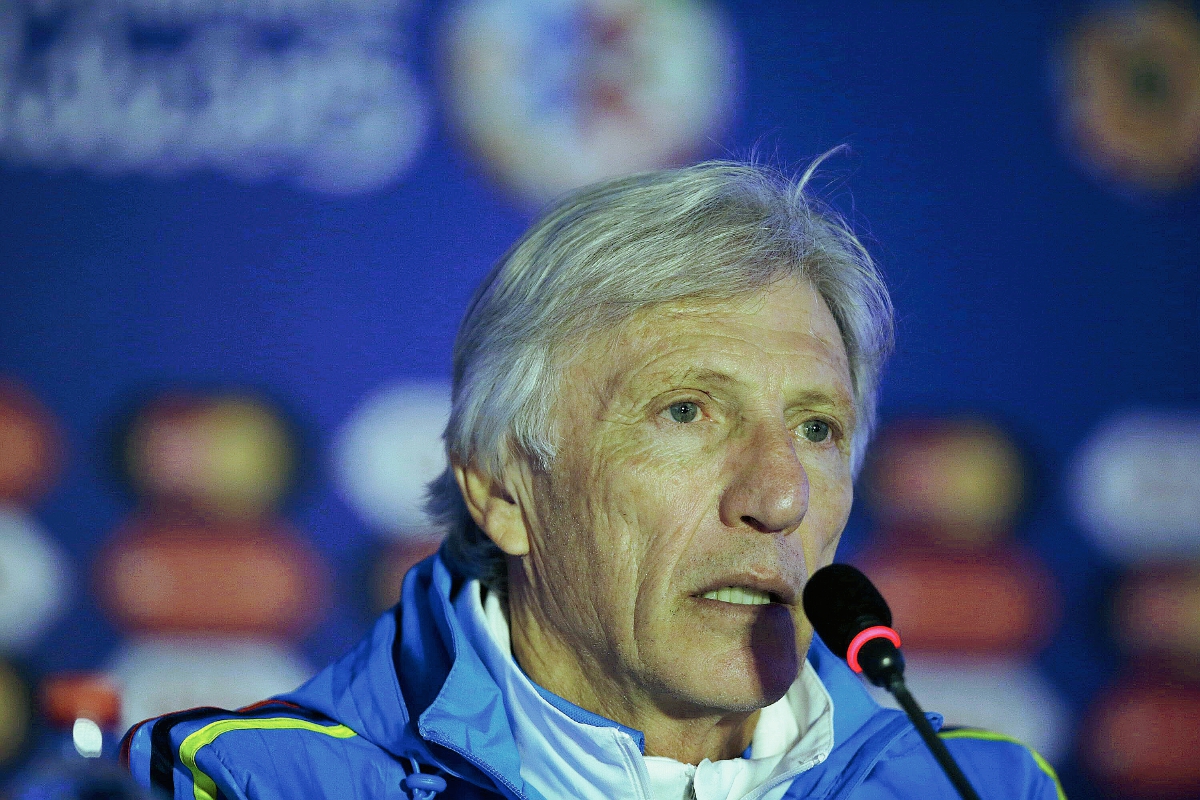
<box><xmin>802</xmin><ymin>563</ymin><xmax>893</xmax><ymax>660</ymax></box>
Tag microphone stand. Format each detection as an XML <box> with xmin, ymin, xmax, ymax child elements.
<box><xmin>802</xmin><ymin>564</ymin><xmax>985</xmax><ymax>800</ymax></box>
<box><xmin>861</xmin><ymin>638</ymin><xmax>982</xmax><ymax>800</ymax></box>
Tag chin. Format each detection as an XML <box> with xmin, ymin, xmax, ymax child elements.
<box><xmin>747</xmin><ymin>645</ymin><xmax>802</xmax><ymax>705</ymax></box>
<box><xmin>748</xmin><ymin>608</ymin><xmax>805</xmax><ymax>698</ymax></box>
<box><xmin>676</xmin><ymin>641</ymin><xmax>801</xmax><ymax>714</ymax></box>
<box><xmin>691</xmin><ymin>663</ymin><xmax>798</xmax><ymax>714</ymax></box>
<box><xmin>653</xmin><ymin>605</ymin><xmax>806</xmax><ymax>713</ymax></box>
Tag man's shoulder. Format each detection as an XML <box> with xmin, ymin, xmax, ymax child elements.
<box><xmin>862</xmin><ymin>726</ymin><xmax>1065</xmax><ymax>800</ymax></box>
<box><xmin>938</xmin><ymin>728</ymin><xmax>1065</xmax><ymax>799</ymax></box>
<box><xmin>120</xmin><ymin>699</ymin><xmax>401</xmax><ymax>800</ymax></box>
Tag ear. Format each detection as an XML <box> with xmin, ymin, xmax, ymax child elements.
<box><xmin>453</xmin><ymin>460</ymin><xmax>530</xmax><ymax>556</ymax></box>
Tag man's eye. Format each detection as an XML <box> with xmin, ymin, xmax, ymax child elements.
<box><xmin>801</xmin><ymin>419</ymin><xmax>832</xmax><ymax>443</ymax></box>
<box><xmin>667</xmin><ymin>401</ymin><xmax>700</xmax><ymax>423</ymax></box>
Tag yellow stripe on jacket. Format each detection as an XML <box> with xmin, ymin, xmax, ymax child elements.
<box><xmin>179</xmin><ymin>717</ymin><xmax>358</xmax><ymax>800</ymax></box>
<box><xmin>939</xmin><ymin>728</ymin><xmax>1066</xmax><ymax>800</ymax></box>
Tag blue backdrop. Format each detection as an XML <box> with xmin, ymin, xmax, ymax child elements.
<box><xmin>2</xmin><ymin>2</ymin><xmax>1199</xmax><ymax>797</ymax></box>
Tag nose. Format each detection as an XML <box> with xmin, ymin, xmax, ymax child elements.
<box><xmin>718</xmin><ymin>419</ymin><xmax>809</xmax><ymax>534</ymax></box>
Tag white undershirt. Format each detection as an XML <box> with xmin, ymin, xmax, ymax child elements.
<box><xmin>459</xmin><ymin>581</ymin><xmax>835</xmax><ymax>800</ymax></box>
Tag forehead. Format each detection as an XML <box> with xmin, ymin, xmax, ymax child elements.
<box><xmin>564</xmin><ymin>278</ymin><xmax>854</xmax><ymax>410</ymax></box>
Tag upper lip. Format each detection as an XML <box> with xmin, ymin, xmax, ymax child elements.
<box><xmin>692</xmin><ymin>572</ymin><xmax>798</xmax><ymax>605</ymax></box>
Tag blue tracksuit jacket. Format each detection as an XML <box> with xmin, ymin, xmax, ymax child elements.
<box><xmin>123</xmin><ymin>554</ymin><xmax>1065</xmax><ymax>799</ymax></box>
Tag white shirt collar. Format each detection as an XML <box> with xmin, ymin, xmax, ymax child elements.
<box><xmin>456</xmin><ymin>579</ymin><xmax>835</xmax><ymax>800</ymax></box>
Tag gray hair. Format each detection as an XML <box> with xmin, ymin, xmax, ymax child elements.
<box><xmin>427</xmin><ymin>157</ymin><xmax>894</xmax><ymax>594</ymax></box>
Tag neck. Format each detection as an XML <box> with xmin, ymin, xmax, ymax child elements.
<box><xmin>638</xmin><ymin>710</ymin><xmax>761</xmax><ymax>763</ymax></box>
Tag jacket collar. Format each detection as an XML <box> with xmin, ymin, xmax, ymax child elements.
<box><xmin>283</xmin><ymin>553</ymin><xmax>517</xmax><ymax>793</ymax></box>
<box><xmin>806</xmin><ymin>631</ymin><xmax>883</xmax><ymax>747</ymax></box>
<box><xmin>284</xmin><ymin>552</ymin><xmax>913</xmax><ymax>799</ymax></box>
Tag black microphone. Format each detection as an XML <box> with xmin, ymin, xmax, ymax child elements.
<box><xmin>801</xmin><ymin>563</ymin><xmax>905</xmax><ymax>688</ymax></box>
<box><xmin>803</xmin><ymin>564</ymin><xmax>982</xmax><ymax>800</ymax></box>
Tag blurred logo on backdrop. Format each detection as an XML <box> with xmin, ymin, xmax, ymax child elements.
<box><xmin>96</xmin><ymin>516</ymin><xmax>326</xmax><ymax>638</ymax></box>
<box><xmin>1069</xmin><ymin>409</ymin><xmax>1200</xmax><ymax>562</ymax></box>
<box><xmin>1070</xmin><ymin>408</ymin><xmax>1200</xmax><ymax>797</ymax></box>
<box><xmin>1112</xmin><ymin>564</ymin><xmax>1200</xmax><ymax>675</ymax></box>
<box><xmin>0</xmin><ymin>381</ymin><xmax>69</xmax><ymax>656</ymax></box>
<box><xmin>97</xmin><ymin>389</ymin><xmax>326</xmax><ymax>727</ymax></box>
<box><xmin>106</xmin><ymin>638</ymin><xmax>312</xmax><ymax>733</ymax></box>
<box><xmin>863</xmin><ymin>418</ymin><xmax>1026</xmax><ymax>549</ymax></box>
<box><xmin>441</xmin><ymin>0</ymin><xmax>738</xmax><ymax>204</ymax></box>
<box><xmin>0</xmin><ymin>380</ymin><xmax>62</xmax><ymax>506</ymax></box>
<box><xmin>122</xmin><ymin>393</ymin><xmax>297</xmax><ymax>520</ymax></box>
<box><xmin>0</xmin><ymin>508</ymin><xmax>70</xmax><ymax>655</ymax></box>
<box><xmin>0</xmin><ymin>378</ymin><xmax>68</xmax><ymax>779</ymax></box>
<box><xmin>1081</xmin><ymin>677</ymin><xmax>1200</xmax><ymax>798</ymax></box>
<box><xmin>331</xmin><ymin>380</ymin><xmax>449</xmax><ymax>613</ymax></box>
<box><xmin>1056</xmin><ymin>1</ymin><xmax>1200</xmax><ymax>193</ymax></box>
<box><xmin>856</xmin><ymin>416</ymin><xmax>1068</xmax><ymax>763</ymax></box>
<box><xmin>0</xmin><ymin>659</ymin><xmax>34</xmax><ymax>776</ymax></box>
<box><xmin>859</xmin><ymin>418</ymin><xmax>1057</xmax><ymax>651</ymax></box>
<box><xmin>103</xmin><ymin>391</ymin><xmax>325</xmax><ymax>635</ymax></box>
<box><xmin>332</xmin><ymin>380</ymin><xmax>449</xmax><ymax>535</ymax></box>
<box><xmin>0</xmin><ymin>0</ymin><xmax>428</xmax><ymax>193</ymax></box>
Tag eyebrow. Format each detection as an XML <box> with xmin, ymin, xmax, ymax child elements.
<box><xmin>672</xmin><ymin>367</ymin><xmax>738</xmax><ymax>389</ymax></box>
<box><xmin>661</xmin><ymin>368</ymin><xmax>854</xmax><ymax>413</ymax></box>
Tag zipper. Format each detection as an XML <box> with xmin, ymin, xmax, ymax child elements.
<box><xmin>742</xmin><ymin>752</ymin><xmax>829</xmax><ymax>800</ymax></box>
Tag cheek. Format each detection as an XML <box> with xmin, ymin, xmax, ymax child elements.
<box><xmin>537</xmin><ymin>443</ymin><xmax>656</xmax><ymax>599</ymax></box>
<box><xmin>806</xmin><ymin>462</ymin><xmax>854</xmax><ymax>566</ymax></box>
<box><xmin>580</xmin><ymin>436</ymin><xmax>719</xmax><ymax>604</ymax></box>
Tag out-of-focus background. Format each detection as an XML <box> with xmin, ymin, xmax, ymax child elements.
<box><xmin>1</xmin><ymin>0</ymin><xmax>1199</xmax><ymax>797</ymax></box>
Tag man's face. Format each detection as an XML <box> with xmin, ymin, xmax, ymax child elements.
<box><xmin>510</xmin><ymin>276</ymin><xmax>856</xmax><ymax>719</ymax></box>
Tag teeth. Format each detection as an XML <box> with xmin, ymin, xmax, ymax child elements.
<box><xmin>701</xmin><ymin>587</ymin><xmax>773</xmax><ymax>605</ymax></box>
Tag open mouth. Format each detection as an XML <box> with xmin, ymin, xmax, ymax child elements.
<box><xmin>700</xmin><ymin>587</ymin><xmax>782</xmax><ymax>606</ymax></box>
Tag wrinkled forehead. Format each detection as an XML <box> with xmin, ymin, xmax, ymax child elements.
<box><xmin>549</xmin><ymin>278</ymin><xmax>852</xmax><ymax>404</ymax></box>
<box><xmin>550</xmin><ymin>272</ymin><xmax>811</xmax><ymax>353</ymax></box>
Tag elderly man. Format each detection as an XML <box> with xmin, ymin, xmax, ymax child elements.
<box><xmin>123</xmin><ymin>162</ymin><xmax>1062</xmax><ymax>799</ymax></box>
